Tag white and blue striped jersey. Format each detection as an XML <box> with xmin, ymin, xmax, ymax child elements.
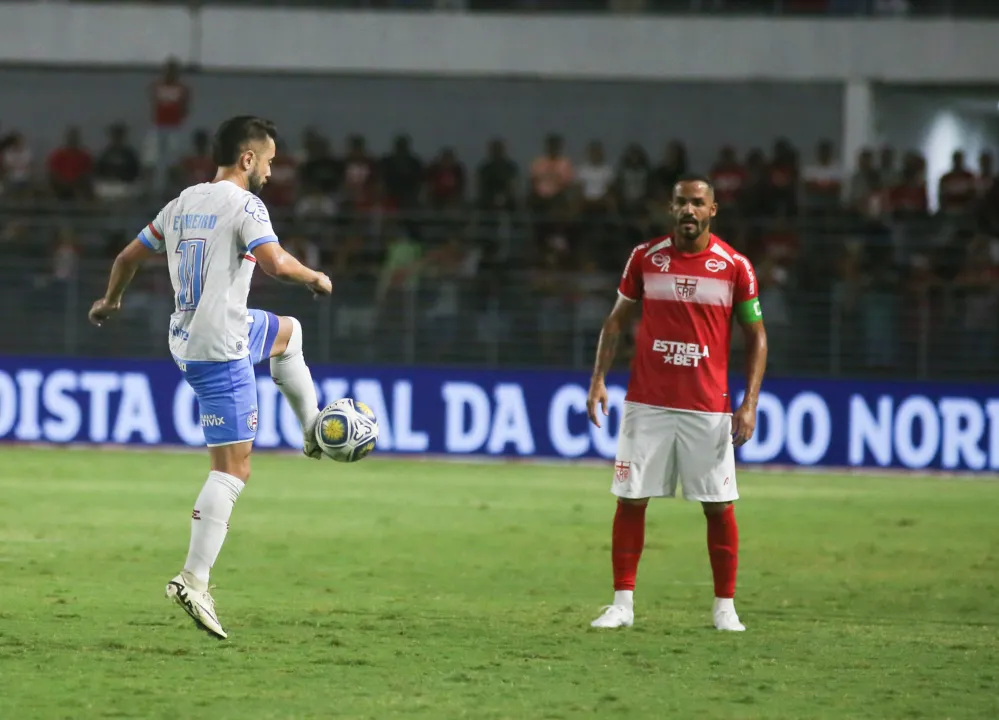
<box><xmin>138</xmin><ymin>180</ymin><xmax>278</xmax><ymax>362</ymax></box>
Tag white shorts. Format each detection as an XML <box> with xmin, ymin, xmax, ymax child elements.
<box><xmin>611</xmin><ymin>402</ymin><xmax>738</xmax><ymax>503</ymax></box>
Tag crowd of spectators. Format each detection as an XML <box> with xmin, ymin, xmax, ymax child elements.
<box><xmin>1</xmin><ymin>60</ymin><xmax>996</xmax><ymax>376</ymax></box>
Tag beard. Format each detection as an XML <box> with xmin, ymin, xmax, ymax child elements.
<box><xmin>675</xmin><ymin>217</ymin><xmax>706</xmax><ymax>239</ymax></box>
<box><xmin>248</xmin><ymin>171</ymin><xmax>267</xmax><ymax>195</ymax></box>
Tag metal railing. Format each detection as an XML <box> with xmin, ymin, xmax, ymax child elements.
<box><xmin>1</xmin><ymin>202</ymin><xmax>995</xmax><ymax>380</ymax></box>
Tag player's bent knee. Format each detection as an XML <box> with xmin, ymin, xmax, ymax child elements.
<box><xmin>270</xmin><ymin>316</ymin><xmax>302</xmax><ymax>360</ymax></box>
<box><xmin>619</xmin><ymin>498</ymin><xmax>650</xmax><ymax>507</ymax></box>
<box><xmin>209</xmin><ymin>442</ymin><xmax>253</xmax><ymax>483</ymax></box>
<box><xmin>702</xmin><ymin>501</ymin><xmax>732</xmax><ymax>515</ymax></box>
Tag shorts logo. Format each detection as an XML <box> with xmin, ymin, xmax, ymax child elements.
<box><xmin>705</xmin><ymin>258</ymin><xmax>726</xmax><ymax>272</ymax></box>
<box><xmin>650</xmin><ymin>254</ymin><xmax>671</xmax><ymax>272</ymax></box>
<box><xmin>236</xmin><ymin>341</ymin><xmax>243</xmax><ymax>352</ymax></box>
<box><xmin>614</xmin><ymin>461</ymin><xmax>631</xmax><ymax>482</ymax></box>
<box><xmin>675</xmin><ymin>277</ymin><xmax>698</xmax><ymax>300</ymax></box>
<box><xmin>201</xmin><ymin>414</ymin><xmax>226</xmax><ymax>427</ymax></box>
<box><xmin>246</xmin><ymin>409</ymin><xmax>258</xmax><ymax>433</ymax></box>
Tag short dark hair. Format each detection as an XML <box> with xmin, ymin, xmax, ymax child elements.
<box><xmin>673</xmin><ymin>173</ymin><xmax>714</xmax><ymax>195</ymax></box>
<box><xmin>212</xmin><ymin>116</ymin><xmax>277</xmax><ymax>166</ymax></box>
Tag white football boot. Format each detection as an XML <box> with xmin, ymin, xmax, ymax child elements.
<box><xmin>590</xmin><ymin>604</ymin><xmax>635</xmax><ymax>628</ymax></box>
<box><xmin>713</xmin><ymin>598</ymin><xmax>745</xmax><ymax>632</ymax></box>
<box><xmin>302</xmin><ymin>414</ymin><xmax>323</xmax><ymax>460</ymax></box>
<box><xmin>165</xmin><ymin>571</ymin><xmax>227</xmax><ymax>639</ymax></box>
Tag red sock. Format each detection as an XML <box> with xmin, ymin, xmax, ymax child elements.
<box><xmin>706</xmin><ymin>505</ymin><xmax>739</xmax><ymax>598</ymax></box>
<box><xmin>612</xmin><ymin>500</ymin><xmax>646</xmax><ymax>591</ymax></box>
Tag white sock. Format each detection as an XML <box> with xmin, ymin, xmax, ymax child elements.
<box><xmin>184</xmin><ymin>470</ymin><xmax>245</xmax><ymax>585</ymax></box>
<box><xmin>714</xmin><ymin>597</ymin><xmax>735</xmax><ymax>613</ymax></box>
<box><xmin>614</xmin><ymin>590</ymin><xmax>634</xmax><ymax>609</ymax></box>
<box><xmin>270</xmin><ymin>317</ymin><xmax>319</xmax><ymax>432</ymax></box>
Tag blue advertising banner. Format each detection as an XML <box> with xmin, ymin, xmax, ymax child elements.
<box><xmin>0</xmin><ymin>357</ymin><xmax>996</xmax><ymax>472</ymax></box>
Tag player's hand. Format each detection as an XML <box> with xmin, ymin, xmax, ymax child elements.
<box><xmin>586</xmin><ymin>377</ymin><xmax>609</xmax><ymax>428</ymax></box>
<box><xmin>308</xmin><ymin>272</ymin><xmax>333</xmax><ymax>297</ymax></box>
<box><xmin>731</xmin><ymin>401</ymin><xmax>757</xmax><ymax>447</ymax></box>
<box><xmin>88</xmin><ymin>297</ymin><xmax>120</xmax><ymax>327</ymax></box>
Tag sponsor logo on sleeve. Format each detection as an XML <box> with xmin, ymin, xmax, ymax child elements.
<box><xmin>651</xmin><ymin>254</ymin><xmax>671</xmax><ymax>272</ymax></box>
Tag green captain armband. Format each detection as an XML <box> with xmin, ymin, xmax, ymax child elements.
<box><xmin>735</xmin><ymin>299</ymin><xmax>763</xmax><ymax>323</ymax></box>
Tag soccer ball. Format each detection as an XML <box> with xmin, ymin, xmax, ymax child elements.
<box><xmin>314</xmin><ymin>398</ymin><xmax>379</xmax><ymax>463</ymax></box>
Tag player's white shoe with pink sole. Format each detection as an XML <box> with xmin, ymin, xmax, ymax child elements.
<box><xmin>590</xmin><ymin>605</ymin><xmax>635</xmax><ymax>628</ymax></box>
<box><xmin>713</xmin><ymin>598</ymin><xmax>745</xmax><ymax>632</ymax></box>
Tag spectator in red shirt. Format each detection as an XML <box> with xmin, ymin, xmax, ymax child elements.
<box><xmin>174</xmin><ymin>129</ymin><xmax>216</xmax><ymax>189</ymax></box>
<box><xmin>710</xmin><ymin>145</ymin><xmax>747</xmax><ymax>210</ymax></box>
<box><xmin>425</xmin><ymin>147</ymin><xmax>466</xmax><ymax>210</ymax></box>
<box><xmin>148</xmin><ymin>57</ymin><xmax>191</xmax><ymax>196</ymax></box>
<box><xmin>47</xmin><ymin>126</ymin><xmax>93</xmax><ymax>201</ymax></box>
<box><xmin>937</xmin><ymin>150</ymin><xmax>977</xmax><ymax>217</ymax></box>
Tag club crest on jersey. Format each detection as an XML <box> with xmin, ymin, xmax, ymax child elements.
<box><xmin>675</xmin><ymin>277</ymin><xmax>698</xmax><ymax>300</ymax></box>
<box><xmin>246</xmin><ymin>409</ymin><xmax>258</xmax><ymax>433</ymax></box>
<box><xmin>614</xmin><ymin>461</ymin><xmax>631</xmax><ymax>482</ymax></box>
<box><xmin>650</xmin><ymin>254</ymin><xmax>671</xmax><ymax>272</ymax></box>
<box><xmin>705</xmin><ymin>258</ymin><xmax>727</xmax><ymax>272</ymax></box>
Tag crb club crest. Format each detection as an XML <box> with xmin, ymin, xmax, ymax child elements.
<box><xmin>650</xmin><ymin>254</ymin><xmax>671</xmax><ymax>272</ymax></box>
<box><xmin>614</xmin><ymin>461</ymin><xmax>631</xmax><ymax>482</ymax></box>
<box><xmin>246</xmin><ymin>409</ymin><xmax>258</xmax><ymax>432</ymax></box>
<box><xmin>675</xmin><ymin>277</ymin><xmax>699</xmax><ymax>300</ymax></box>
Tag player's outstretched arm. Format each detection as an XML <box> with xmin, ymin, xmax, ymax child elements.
<box><xmin>587</xmin><ymin>296</ymin><xmax>638</xmax><ymax>428</ymax></box>
<box><xmin>88</xmin><ymin>238</ymin><xmax>157</xmax><ymax>326</ymax></box>
<box><xmin>732</xmin><ymin>319</ymin><xmax>768</xmax><ymax>447</ymax></box>
<box><xmin>253</xmin><ymin>242</ymin><xmax>332</xmax><ymax>297</ymax></box>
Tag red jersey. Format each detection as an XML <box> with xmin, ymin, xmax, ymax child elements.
<box><xmin>152</xmin><ymin>81</ymin><xmax>189</xmax><ymax>127</ymax></box>
<box><xmin>710</xmin><ymin>164</ymin><xmax>746</xmax><ymax>206</ymax></box>
<box><xmin>48</xmin><ymin>147</ymin><xmax>92</xmax><ymax>183</ymax></box>
<box><xmin>618</xmin><ymin>234</ymin><xmax>760</xmax><ymax>414</ymax></box>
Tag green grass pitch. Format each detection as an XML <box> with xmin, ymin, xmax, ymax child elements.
<box><xmin>0</xmin><ymin>447</ymin><xmax>997</xmax><ymax>719</ymax></box>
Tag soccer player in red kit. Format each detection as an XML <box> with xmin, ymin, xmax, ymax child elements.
<box><xmin>587</xmin><ymin>175</ymin><xmax>767</xmax><ymax>632</ymax></box>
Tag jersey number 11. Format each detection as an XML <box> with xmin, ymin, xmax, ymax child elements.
<box><xmin>176</xmin><ymin>238</ymin><xmax>206</xmax><ymax>311</ymax></box>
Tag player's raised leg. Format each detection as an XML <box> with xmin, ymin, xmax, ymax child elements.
<box><xmin>267</xmin><ymin>314</ymin><xmax>322</xmax><ymax>458</ymax></box>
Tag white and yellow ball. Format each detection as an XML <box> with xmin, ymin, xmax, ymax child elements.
<box><xmin>315</xmin><ymin>398</ymin><xmax>379</xmax><ymax>463</ymax></box>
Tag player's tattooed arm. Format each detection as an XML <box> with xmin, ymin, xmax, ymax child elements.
<box><xmin>587</xmin><ymin>296</ymin><xmax>638</xmax><ymax>427</ymax></box>
<box><xmin>254</xmin><ymin>242</ymin><xmax>332</xmax><ymax>296</ymax></box>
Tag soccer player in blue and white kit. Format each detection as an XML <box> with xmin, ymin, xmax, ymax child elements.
<box><xmin>88</xmin><ymin>117</ymin><xmax>332</xmax><ymax>639</ymax></box>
